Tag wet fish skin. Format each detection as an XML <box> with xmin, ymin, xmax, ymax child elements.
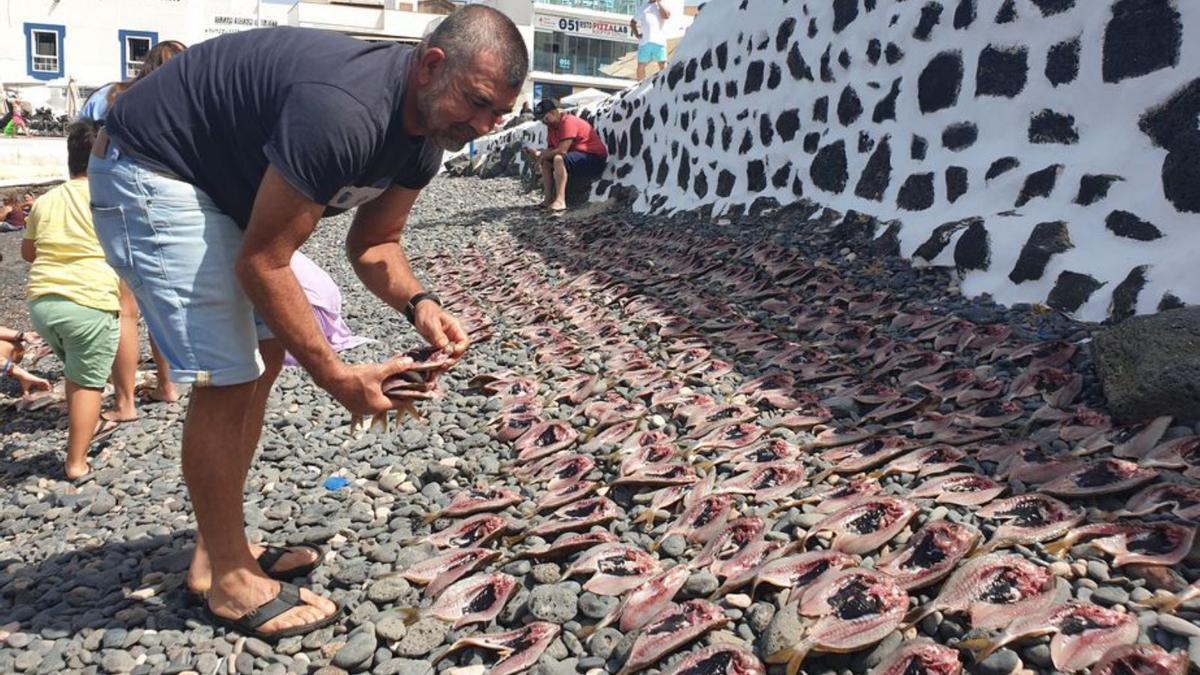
<box><xmin>430</xmin><ymin>622</ymin><xmax>560</xmax><ymax>675</ymax></box>
<box><xmin>908</xmin><ymin>553</ymin><xmax>1058</xmax><ymax>631</ymax></box>
<box><xmin>1088</xmin><ymin>644</ymin><xmax>1190</xmax><ymax>675</ymax></box>
<box><xmin>661</xmin><ymin>643</ymin><xmax>766</xmax><ymax>675</ymax></box>
<box><xmin>805</xmin><ymin>496</ymin><xmax>919</xmax><ymax>554</ymax></box>
<box><xmin>618</xmin><ymin>600</ymin><xmax>730</xmax><ymax>675</ymax></box>
<box><xmin>868</xmin><ymin>638</ymin><xmax>961</xmax><ymax>675</ymax></box>
<box><xmin>875</xmin><ymin>520</ymin><xmax>981</xmax><ymax>590</ymax></box>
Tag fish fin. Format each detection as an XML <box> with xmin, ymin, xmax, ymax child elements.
<box><xmin>395</xmin><ymin>607</ymin><xmax>422</xmax><ymax>625</ymax></box>
<box><xmin>902</xmin><ymin>605</ymin><xmax>932</xmax><ymax>630</ymax></box>
<box><xmin>634</xmin><ymin>509</ymin><xmax>659</xmax><ymax>530</ymax></box>
<box><xmin>955</xmin><ymin>637</ymin><xmax>996</xmax><ymax>658</ymax></box>
<box><xmin>810</xmin><ymin>467</ymin><xmax>834</xmax><ymax>485</ymax></box>
<box><xmin>967</xmin><ymin>542</ymin><xmax>995</xmax><ymax>559</ymax></box>
<box><xmin>696</xmin><ymin>460</ymin><xmax>715</xmax><ymax>473</ymax></box>
<box><xmin>371</xmin><ymin>412</ymin><xmax>389</xmax><ymax>434</ymax></box>
<box><xmin>649</xmin><ymin>538</ymin><xmax>663</xmax><ymax>553</ymax></box>
<box><xmin>785</xmin><ymin>645</ymin><xmax>812</xmax><ymax>675</ymax></box>
<box><xmin>502</xmin><ymin>534</ymin><xmax>528</xmax><ymax>547</ymax></box>
<box><xmin>1041</xmin><ymin>537</ymin><xmax>1071</xmax><ymax>558</ymax></box>
<box><xmin>1137</xmin><ymin>593</ymin><xmax>1183</xmax><ymax>614</ymax></box>
<box><xmin>865</xmin><ymin>469</ymin><xmax>884</xmax><ymax>480</ymax></box>
<box><xmin>421</xmin><ymin>511</ymin><xmax>443</xmax><ymax>526</ymax></box>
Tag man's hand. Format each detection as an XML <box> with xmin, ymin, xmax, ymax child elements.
<box><xmin>413</xmin><ymin>302</ymin><xmax>470</xmax><ymax>361</ymax></box>
<box><xmin>323</xmin><ymin>356</ymin><xmax>417</xmax><ymax>416</ymax></box>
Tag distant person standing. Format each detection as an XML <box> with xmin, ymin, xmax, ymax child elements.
<box><xmin>631</xmin><ymin>0</ymin><xmax>671</xmax><ymax>80</ymax></box>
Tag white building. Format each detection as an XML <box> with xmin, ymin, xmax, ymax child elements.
<box><xmin>2</xmin><ymin>0</ymin><xmax>692</xmax><ymax>114</ymax></box>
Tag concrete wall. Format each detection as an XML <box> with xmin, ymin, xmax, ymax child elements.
<box><xmin>474</xmin><ymin>0</ymin><xmax>1200</xmax><ymax>323</ymax></box>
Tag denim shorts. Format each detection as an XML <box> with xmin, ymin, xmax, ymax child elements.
<box><xmin>88</xmin><ymin>142</ymin><xmax>271</xmax><ymax>387</ymax></box>
<box><xmin>637</xmin><ymin>43</ymin><xmax>667</xmax><ymax>64</ymax></box>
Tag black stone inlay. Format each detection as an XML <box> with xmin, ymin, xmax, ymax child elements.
<box><xmin>804</xmin><ymin>132</ymin><xmax>820</xmax><ymax>154</ymax></box>
<box><xmin>739</xmin><ymin>129</ymin><xmax>753</xmax><ymax>154</ymax></box>
<box><xmin>745</xmin><ymin>60</ymin><xmax>765</xmax><ymax>93</ymax></box>
<box><xmin>859</xmin><ymin>131</ymin><xmax>874</xmax><ymax>153</ymax></box>
<box><xmin>1103</xmin><ymin>0</ymin><xmax>1181</xmax><ymax>83</ymax></box>
<box><xmin>1031</xmin><ymin>0</ymin><xmax>1074</xmax><ymax>16</ymax></box>
<box><xmin>872</xmin><ymin>78</ymin><xmax>902</xmax><ymax>123</ymax></box>
<box><xmin>747</xmin><ymin>160</ymin><xmax>766</xmax><ymax>192</ymax></box>
<box><xmin>855</xmin><ymin>136</ymin><xmax>892</xmax><ymax>201</ymax></box>
<box><xmin>1110</xmin><ymin>266</ymin><xmax>1147</xmax><ymax>322</ymax></box>
<box><xmin>813</xmin><ymin>96</ymin><xmax>829</xmax><ymax>123</ymax></box>
<box><xmin>1010</xmin><ymin>221</ymin><xmax>1072</xmax><ymax>284</ymax></box>
<box><xmin>655</xmin><ymin>157</ymin><xmax>669</xmax><ymax>186</ymax></box>
<box><xmin>716</xmin><ymin>42</ymin><xmax>728</xmax><ymax>71</ymax></box>
<box><xmin>1075</xmin><ymin>174</ymin><xmax>1122</xmax><ymax>205</ymax></box>
<box><xmin>1106</xmin><ymin>210</ymin><xmax>1164</xmax><ymax>241</ymax></box>
<box><xmin>792</xmin><ymin>175</ymin><xmax>805</xmax><ymax>196</ymax></box>
<box><xmin>914</xmin><ymin>2</ymin><xmax>944</xmax><ymax>41</ymax></box>
<box><xmin>942</xmin><ymin>122</ymin><xmax>978</xmax><ymax>151</ymax></box>
<box><xmin>897</xmin><ymin>173</ymin><xmax>936</xmax><ymax>211</ymax></box>
<box><xmin>777</xmin><ymin>17</ymin><xmax>797</xmax><ymax>51</ymax></box>
<box><xmin>1159</xmin><ymin>293</ymin><xmax>1186</xmax><ymax>312</ymax></box>
<box><xmin>1139</xmin><ymin>79</ymin><xmax>1200</xmax><ymax>150</ymax></box>
<box><xmin>1029</xmin><ymin>109</ymin><xmax>1079</xmax><ymax>144</ymax></box>
<box><xmin>833</xmin><ymin>0</ymin><xmax>860</xmax><ymax>32</ymax></box>
<box><xmin>838</xmin><ymin>86</ymin><xmax>864</xmax><ymax>126</ymax></box>
<box><xmin>954</xmin><ymin>0</ymin><xmax>976</xmax><ymax>28</ymax></box>
<box><xmin>716</xmin><ymin>170</ymin><xmax>736</xmax><ymax>198</ymax></box>
<box><xmin>694</xmin><ymin>171</ymin><xmax>708</xmax><ymax>199</ymax></box>
<box><xmin>995</xmin><ymin>0</ymin><xmax>1017</xmax><ymax>23</ymax></box>
<box><xmin>677</xmin><ymin>149</ymin><xmax>691</xmax><ymax>191</ymax></box>
<box><xmin>1047</xmin><ymin>271</ymin><xmax>1104</xmax><ymax>313</ymax></box>
<box><xmin>772</xmin><ymin>163</ymin><xmax>792</xmax><ymax>189</ymax></box>
<box><xmin>915</xmin><ymin>217</ymin><xmax>974</xmax><ymax>261</ymax></box>
<box><xmin>820</xmin><ymin>44</ymin><xmax>834</xmax><ymax>82</ymax></box>
<box><xmin>911</xmin><ymin>135</ymin><xmax>928</xmax><ymax>160</ymax></box>
<box><xmin>721</xmin><ymin>125</ymin><xmax>733</xmax><ymax>152</ymax></box>
<box><xmin>811</xmin><ymin>140</ymin><xmax>849</xmax><ymax>193</ymax></box>
<box><xmin>918</xmin><ymin>51</ymin><xmax>963</xmax><ymax>113</ymax></box>
<box><xmin>946</xmin><ymin>166</ymin><xmax>969</xmax><ymax>203</ymax></box>
<box><xmin>867</xmin><ymin>39</ymin><xmax>882</xmax><ymax>65</ymax></box>
<box><xmin>1046</xmin><ymin>38</ymin><xmax>1081</xmax><ymax>86</ymax></box>
<box><xmin>987</xmin><ymin>157</ymin><xmax>1020</xmax><ymax>180</ymax></box>
<box><xmin>1162</xmin><ymin>133</ymin><xmax>1200</xmax><ymax>213</ymax></box>
<box><xmin>788</xmin><ymin>42</ymin><xmax>814</xmax><ymax>81</ymax></box>
<box><xmin>839</xmin><ymin>49</ymin><xmax>852</xmax><ymax>69</ymax></box>
<box><xmin>1015</xmin><ymin>164</ymin><xmax>1062</xmax><ymax>207</ymax></box>
<box><xmin>667</xmin><ymin>62</ymin><xmax>685</xmax><ymax>90</ymax></box>
<box><xmin>768</xmin><ymin>63</ymin><xmax>782</xmax><ymax>89</ymax></box>
<box><xmin>759</xmin><ymin>115</ymin><xmax>774</xmax><ymax>146</ymax></box>
<box><xmin>777</xmin><ymin>109</ymin><xmax>800</xmax><ymax>142</ymax></box>
<box><xmin>955</xmin><ymin>218</ymin><xmax>990</xmax><ymax>272</ymax></box>
<box><xmin>976</xmin><ymin>45</ymin><xmax>1029</xmax><ymax>98</ymax></box>
<box><xmin>885</xmin><ymin>42</ymin><xmax>904</xmax><ymax>64</ymax></box>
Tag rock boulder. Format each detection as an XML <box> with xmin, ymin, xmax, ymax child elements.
<box><xmin>1093</xmin><ymin>306</ymin><xmax>1200</xmax><ymax>422</ymax></box>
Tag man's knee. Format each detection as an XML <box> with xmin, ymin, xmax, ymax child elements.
<box><xmin>552</xmin><ymin>155</ymin><xmax>566</xmax><ymax>167</ymax></box>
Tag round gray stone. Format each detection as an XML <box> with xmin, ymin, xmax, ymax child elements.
<box><xmin>332</xmin><ymin>629</ymin><xmax>377</xmax><ymax>670</ymax></box>
<box><xmin>527</xmin><ymin>584</ymin><xmax>579</xmax><ymax>624</ymax></box>
<box><xmin>392</xmin><ymin>618</ymin><xmax>448</xmax><ymax>657</ymax></box>
<box><xmin>375</xmin><ymin>609</ymin><xmax>409</xmax><ymax>642</ymax></box>
<box><xmin>683</xmin><ymin>572</ymin><xmax>719</xmax><ymax>597</ymax></box>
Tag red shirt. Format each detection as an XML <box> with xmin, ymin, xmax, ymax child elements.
<box><xmin>547</xmin><ymin>113</ymin><xmax>608</xmax><ymax>158</ymax></box>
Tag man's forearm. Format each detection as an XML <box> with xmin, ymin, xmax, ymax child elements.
<box><xmin>237</xmin><ymin>258</ymin><xmax>344</xmax><ymax>386</ymax></box>
<box><xmin>349</xmin><ymin>240</ymin><xmax>424</xmax><ymax>313</ymax></box>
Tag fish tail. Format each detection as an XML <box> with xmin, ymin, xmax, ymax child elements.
<box><xmin>1137</xmin><ymin>593</ymin><xmax>1183</xmax><ymax>614</ymax></box>
<box><xmin>420</xmin><ymin>511</ymin><xmax>443</xmax><ymax>526</ymax></box>
<box><xmin>349</xmin><ymin>414</ymin><xmax>363</xmax><ymax>435</ymax></box>
<box><xmin>865</xmin><ymin>469</ymin><xmax>884</xmax><ymax>480</ymax></box>
<box><xmin>371</xmin><ymin>412</ymin><xmax>389</xmax><ymax>434</ymax></box>
<box><xmin>649</xmin><ymin>538</ymin><xmax>663</xmax><ymax>553</ymax></box>
<box><xmin>1041</xmin><ymin>537</ymin><xmax>1072</xmax><ymax>558</ymax></box>
<box><xmin>967</xmin><ymin>541</ymin><xmax>996</xmax><ymax>559</ymax></box>
<box><xmin>902</xmin><ymin>605</ymin><xmax>932</xmax><ymax>629</ymax></box>
<box><xmin>955</xmin><ymin>637</ymin><xmax>996</xmax><ymax>658</ymax></box>
<box><xmin>634</xmin><ymin>509</ymin><xmax>659</xmax><ymax>529</ymax></box>
<box><xmin>695</xmin><ymin>460</ymin><xmax>715</xmax><ymax>473</ymax></box>
<box><xmin>395</xmin><ymin>607</ymin><xmax>422</xmax><ymax>625</ymax></box>
<box><xmin>502</xmin><ymin>534</ymin><xmax>528</xmax><ymax>547</ymax></box>
<box><xmin>810</xmin><ymin>467</ymin><xmax>834</xmax><ymax>484</ymax></box>
<box><xmin>785</xmin><ymin>645</ymin><xmax>812</xmax><ymax>675</ymax></box>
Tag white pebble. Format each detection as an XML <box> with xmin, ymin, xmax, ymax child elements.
<box><xmin>725</xmin><ymin>594</ymin><xmax>752</xmax><ymax>608</ymax></box>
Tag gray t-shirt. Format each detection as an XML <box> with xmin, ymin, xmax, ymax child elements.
<box><xmin>106</xmin><ymin>27</ymin><xmax>443</xmax><ymax>228</ymax></box>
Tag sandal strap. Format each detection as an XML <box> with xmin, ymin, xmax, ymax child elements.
<box><xmin>241</xmin><ymin>582</ymin><xmax>303</xmax><ymax>630</ymax></box>
<box><xmin>256</xmin><ymin>546</ymin><xmax>288</xmax><ymax>574</ymax></box>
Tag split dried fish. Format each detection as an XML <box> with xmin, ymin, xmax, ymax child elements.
<box><xmin>618</xmin><ymin>600</ymin><xmax>730</xmax><ymax>674</ymax></box>
<box><xmin>804</xmin><ymin>496</ymin><xmax>919</xmax><ymax>554</ymax></box>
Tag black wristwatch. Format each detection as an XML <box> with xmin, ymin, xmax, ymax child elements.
<box><xmin>404</xmin><ymin>291</ymin><xmax>441</xmax><ymax>323</ymax></box>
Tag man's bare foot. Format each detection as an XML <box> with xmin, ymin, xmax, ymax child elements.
<box><xmin>548</xmin><ymin>200</ymin><xmax>567</xmax><ymax>211</ymax></box>
<box><xmin>208</xmin><ymin>570</ymin><xmax>338</xmax><ymax>636</ymax></box>
<box><xmin>537</xmin><ymin>199</ymin><xmax>553</xmax><ymax>209</ymax></box>
<box><xmin>188</xmin><ymin>544</ymin><xmax>321</xmax><ymax>595</ymax></box>
<box><xmin>148</xmin><ymin>385</ymin><xmax>180</xmax><ymax>403</ymax></box>
<box><xmin>101</xmin><ymin>410</ymin><xmax>138</xmax><ymax>423</ymax></box>
<box><xmin>65</xmin><ymin>460</ymin><xmax>89</xmax><ymax>480</ymax></box>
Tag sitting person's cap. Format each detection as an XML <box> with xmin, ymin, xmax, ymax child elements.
<box><xmin>533</xmin><ymin>99</ymin><xmax>559</xmax><ymax>120</ymax></box>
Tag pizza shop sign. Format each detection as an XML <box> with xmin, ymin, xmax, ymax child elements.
<box><xmin>535</xmin><ymin>14</ymin><xmax>632</xmax><ymax>41</ymax></box>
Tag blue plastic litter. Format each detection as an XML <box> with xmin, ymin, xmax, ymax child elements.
<box><xmin>323</xmin><ymin>476</ymin><xmax>350</xmax><ymax>490</ymax></box>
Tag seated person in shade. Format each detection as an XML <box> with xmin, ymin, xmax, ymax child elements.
<box><xmin>0</xmin><ymin>327</ymin><xmax>51</xmax><ymax>395</ymax></box>
<box><xmin>524</xmin><ymin>99</ymin><xmax>608</xmax><ymax>211</ymax></box>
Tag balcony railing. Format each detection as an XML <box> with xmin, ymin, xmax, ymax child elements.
<box><xmin>536</xmin><ymin>0</ymin><xmax>638</xmax><ymax>17</ymax></box>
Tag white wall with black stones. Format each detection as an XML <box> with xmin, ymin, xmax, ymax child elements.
<box><xmin>475</xmin><ymin>0</ymin><xmax>1200</xmax><ymax>323</ymax></box>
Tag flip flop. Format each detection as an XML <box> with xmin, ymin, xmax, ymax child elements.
<box><xmin>257</xmin><ymin>544</ymin><xmax>324</xmax><ymax>581</ymax></box>
<box><xmin>204</xmin><ymin>581</ymin><xmax>343</xmax><ymax>642</ymax></box>
<box><xmin>90</xmin><ymin>417</ymin><xmax>125</xmax><ymax>446</ymax></box>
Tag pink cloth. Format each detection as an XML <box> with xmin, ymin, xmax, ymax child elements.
<box><xmin>283</xmin><ymin>251</ymin><xmax>372</xmax><ymax>367</ymax></box>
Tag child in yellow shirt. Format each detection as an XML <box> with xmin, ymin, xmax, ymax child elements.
<box><xmin>22</xmin><ymin>121</ymin><xmax>122</xmax><ymax>479</ymax></box>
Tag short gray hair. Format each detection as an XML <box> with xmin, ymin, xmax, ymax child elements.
<box><xmin>423</xmin><ymin>5</ymin><xmax>529</xmax><ymax>89</ymax></box>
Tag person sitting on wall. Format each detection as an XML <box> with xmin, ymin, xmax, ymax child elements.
<box><xmin>524</xmin><ymin>99</ymin><xmax>608</xmax><ymax>212</ymax></box>
<box><xmin>631</xmin><ymin>0</ymin><xmax>671</xmax><ymax>80</ymax></box>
